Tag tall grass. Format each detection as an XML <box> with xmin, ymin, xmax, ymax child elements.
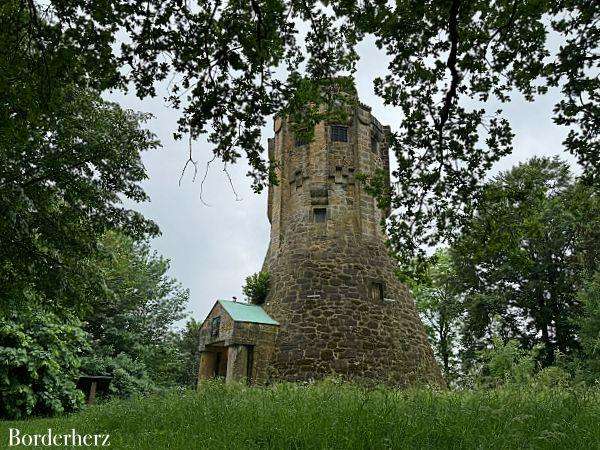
<box><xmin>2</xmin><ymin>381</ymin><xmax>599</xmax><ymax>449</ymax></box>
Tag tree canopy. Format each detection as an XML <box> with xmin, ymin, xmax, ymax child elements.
<box><xmin>1</xmin><ymin>2</ymin><xmax>159</xmax><ymax>314</ymax></box>
<box><xmin>1</xmin><ymin>2</ymin><xmax>188</xmax><ymax>417</ymax></box>
<box><xmin>9</xmin><ymin>0</ymin><xmax>597</xmax><ymax>263</ymax></box>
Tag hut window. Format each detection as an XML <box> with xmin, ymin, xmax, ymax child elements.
<box><xmin>211</xmin><ymin>316</ymin><xmax>221</xmax><ymax>337</ymax></box>
<box><xmin>330</xmin><ymin>125</ymin><xmax>348</xmax><ymax>142</ymax></box>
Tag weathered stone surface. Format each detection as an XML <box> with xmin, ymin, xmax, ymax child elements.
<box><xmin>198</xmin><ymin>351</ymin><xmax>217</xmax><ymax>382</ymax></box>
<box><xmin>226</xmin><ymin>345</ymin><xmax>248</xmax><ymax>382</ymax></box>
<box><xmin>261</xmin><ymin>102</ymin><xmax>445</xmax><ymax>387</ymax></box>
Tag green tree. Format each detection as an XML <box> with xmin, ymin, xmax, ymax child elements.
<box><xmin>1</xmin><ymin>3</ymin><xmax>162</xmax><ymax>414</ymax></box>
<box><xmin>410</xmin><ymin>250</ymin><xmax>464</xmax><ymax>384</ymax></box>
<box><xmin>0</xmin><ymin>85</ymin><xmax>159</xmax><ymax>313</ymax></box>
<box><xmin>577</xmin><ymin>272</ymin><xmax>600</xmax><ymax>382</ymax></box>
<box><xmin>1</xmin><ymin>2</ymin><xmax>159</xmax><ymax>314</ymax></box>
<box><xmin>451</xmin><ymin>157</ymin><xmax>600</xmax><ymax>367</ymax></box>
<box><xmin>243</xmin><ymin>271</ymin><xmax>270</xmax><ymax>305</ymax></box>
<box><xmin>81</xmin><ymin>232</ymin><xmax>189</xmax><ymax>396</ymax></box>
<box><xmin>175</xmin><ymin>319</ymin><xmax>203</xmax><ymax>388</ymax></box>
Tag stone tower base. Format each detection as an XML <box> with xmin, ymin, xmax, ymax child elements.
<box><xmin>262</xmin><ymin>239</ymin><xmax>445</xmax><ymax>387</ymax></box>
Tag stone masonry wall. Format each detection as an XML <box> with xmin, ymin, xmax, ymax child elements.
<box><xmin>232</xmin><ymin>322</ymin><xmax>278</xmax><ymax>384</ymax></box>
<box><xmin>198</xmin><ymin>302</ymin><xmax>234</xmax><ymax>349</ymax></box>
<box><xmin>261</xmin><ymin>101</ymin><xmax>444</xmax><ymax>386</ymax></box>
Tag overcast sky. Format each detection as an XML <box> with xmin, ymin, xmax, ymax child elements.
<box><xmin>107</xmin><ymin>35</ymin><xmax>576</xmax><ymax>326</ymax></box>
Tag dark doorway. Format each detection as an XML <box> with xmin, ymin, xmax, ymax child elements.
<box><xmin>246</xmin><ymin>346</ymin><xmax>255</xmax><ymax>384</ymax></box>
<box><xmin>213</xmin><ymin>347</ymin><xmax>228</xmax><ymax>379</ymax></box>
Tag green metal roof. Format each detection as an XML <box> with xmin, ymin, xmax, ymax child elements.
<box><xmin>218</xmin><ymin>300</ymin><xmax>279</xmax><ymax>325</ymax></box>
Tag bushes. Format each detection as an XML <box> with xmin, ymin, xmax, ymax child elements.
<box><xmin>0</xmin><ymin>308</ymin><xmax>88</xmax><ymax>419</ymax></box>
<box><xmin>473</xmin><ymin>338</ymin><xmax>539</xmax><ymax>388</ymax></box>
<box><xmin>578</xmin><ymin>272</ymin><xmax>600</xmax><ymax>383</ymax></box>
<box><xmin>80</xmin><ymin>353</ymin><xmax>159</xmax><ymax>399</ymax></box>
<box><xmin>471</xmin><ymin>337</ymin><xmax>583</xmax><ymax>389</ymax></box>
<box><xmin>534</xmin><ymin>366</ymin><xmax>572</xmax><ymax>388</ymax></box>
<box><xmin>0</xmin><ymin>232</ymin><xmax>192</xmax><ymax>419</ymax></box>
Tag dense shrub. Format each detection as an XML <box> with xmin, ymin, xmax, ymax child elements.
<box><xmin>533</xmin><ymin>366</ymin><xmax>572</xmax><ymax>388</ymax></box>
<box><xmin>472</xmin><ymin>337</ymin><xmax>539</xmax><ymax>388</ymax></box>
<box><xmin>0</xmin><ymin>308</ymin><xmax>88</xmax><ymax>419</ymax></box>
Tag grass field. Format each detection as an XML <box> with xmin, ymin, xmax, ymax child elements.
<box><xmin>1</xmin><ymin>381</ymin><xmax>599</xmax><ymax>449</ymax></box>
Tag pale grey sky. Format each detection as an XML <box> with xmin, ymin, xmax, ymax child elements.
<box><xmin>107</xmin><ymin>35</ymin><xmax>576</xmax><ymax>325</ymax></box>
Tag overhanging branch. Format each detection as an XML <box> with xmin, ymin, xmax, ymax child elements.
<box><xmin>438</xmin><ymin>0</ymin><xmax>461</xmax><ymax>141</ymax></box>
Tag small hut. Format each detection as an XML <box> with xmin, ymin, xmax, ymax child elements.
<box><xmin>197</xmin><ymin>300</ymin><xmax>279</xmax><ymax>386</ymax></box>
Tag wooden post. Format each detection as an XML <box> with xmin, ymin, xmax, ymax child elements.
<box><xmin>88</xmin><ymin>381</ymin><xmax>97</xmax><ymax>405</ymax></box>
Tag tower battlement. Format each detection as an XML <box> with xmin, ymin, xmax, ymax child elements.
<box><xmin>266</xmin><ymin>103</ymin><xmax>391</xmax><ymax>249</ymax></box>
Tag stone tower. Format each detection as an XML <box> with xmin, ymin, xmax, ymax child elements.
<box><xmin>261</xmin><ymin>99</ymin><xmax>444</xmax><ymax>386</ymax></box>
